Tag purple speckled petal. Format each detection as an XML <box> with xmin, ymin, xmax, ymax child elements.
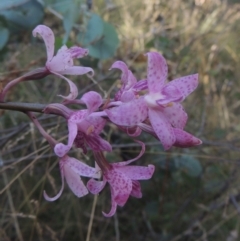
<box><xmin>66</xmin><ymin>157</ymin><xmax>101</xmax><ymax>178</ymax></box>
<box><xmin>63</xmin><ymin>162</ymin><xmax>88</xmax><ymax>197</ymax></box>
<box><xmin>85</xmin><ymin>133</ymin><xmax>112</xmax><ymax>152</ymax></box>
<box><xmin>168</xmin><ymin>74</ymin><xmax>198</xmax><ymax>99</ymax></box>
<box><xmin>87</xmin><ymin>178</ymin><xmax>107</xmax><ymax>194</ymax></box>
<box><xmin>146</xmin><ymin>52</ymin><xmax>168</xmax><ymax>93</ymax></box>
<box><xmin>32</xmin><ymin>25</ymin><xmax>54</xmax><ymax>62</ymax></box>
<box><xmin>148</xmin><ymin>108</ymin><xmax>176</xmax><ymax>150</ymax></box>
<box><xmin>60</xmin><ymin>66</ymin><xmax>94</xmax><ymax>76</ymax></box>
<box><xmin>43</xmin><ymin>162</ymin><xmax>64</xmax><ymax>201</ymax></box>
<box><xmin>105</xmin><ymin>169</ymin><xmax>132</xmax><ymax>207</ymax></box>
<box><xmin>121</xmin><ymin>90</ymin><xmax>135</xmax><ymax>102</ymax></box>
<box><xmin>106</xmin><ymin>98</ymin><xmax>148</xmax><ymax>126</ymax></box>
<box><xmin>157</xmin><ymin>84</ymin><xmax>183</xmax><ymax>105</ymax></box>
<box><xmin>173</xmin><ymin>128</ymin><xmax>202</xmax><ymax>148</ymax></box>
<box><xmin>81</xmin><ymin>91</ymin><xmax>102</xmax><ymax>113</ymax></box>
<box><xmin>162</xmin><ymin>103</ymin><xmax>188</xmax><ymax>129</ymax></box>
<box><xmin>117</xmin><ymin>165</ymin><xmax>155</xmax><ymax>180</ymax></box>
<box><xmin>131</xmin><ymin>180</ymin><xmax>142</xmax><ymax>198</ymax></box>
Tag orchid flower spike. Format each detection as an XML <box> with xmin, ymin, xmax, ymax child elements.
<box><xmin>106</xmin><ymin>52</ymin><xmax>200</xmax><ymax>150</ymax></box>
<box><xmin>32</xmin><ymin>25</ymin><xmax>94</xmax><ymax>101</ymax></box>
<box><xmin>53</xmin><ymin>91</ymin><xmax>111</xmax><ymax>157</ymax></box>
<box><xmin>44</xmin><ymin>155</ymin><xmax>101</xmax><ymax>201</ymax></box>
<box><xmin>87</xmin><ymin>141</ymin><xmax>155</xmax><ymax>217</ymax></box>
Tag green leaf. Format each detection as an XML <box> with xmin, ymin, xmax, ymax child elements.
<box><xmin>0</xmin><ymin>0</ymin><xmax>29</xmax><ymax>11</ymax></box>
<box><xmin>78</xmin><ymin>13</ymin><xmax>104</xmax><ymax>45</ymax></box>
<box><xmin>82</xmin><ymin>21</ymin><xmax>119</xmax><ymax>59</ymax></box>
<box><xmin>0</xmin><ymin>26</ymin><xmax>9</xmax><ymax>50</ymax></box>
<box><xmin>45</xmin><ymin>0</ymin><xmax>81</xmax><ymax>44</ymax></box>
<box><xmin>177</xmin><ymin>156</ymin><xmax>202</xmax><ymax>177</ymax></box>
<box><xmin>0</xmin><ymin>0</ymin><xmax>44</xmax><ymax>32</ymax></box>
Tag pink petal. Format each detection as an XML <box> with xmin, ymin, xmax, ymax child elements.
<box><xmin>157</xmin><ymin>84</ymin><xmax>183</xmax><ymax>105</ymax></box>
<box><xmin>106</xmin><ymin>98</ymin><xmax>148</xmax><ymax>126</ymax></box>
<box><xmin>69</xmin><ymin>110</ymin><xmax>88</xmax><ymax>123</ymax></box>
<box><xmin>102</xmin><ymin>193</ymin><xmax>118</xmax><ymax>217</ymax></box>
<box><xmin>85</xmin><ymin>133</ymin><xmax>112</xmax><ymax>152</ymax></box>
<box><xmin>117</xmin><ymin>165</ymin><xmax>155</xmax><ymax>180</ymax></box>
<box><xmin>63</xmin><ymin>163</ymin><xmax>88</xmax><ymax>197</ymax></box>
<box><xmin>121</xmin><ymin>90</ymin><xmax>135</xmax><ymax>102</ymax></box>
<box><xmin>51</xmin><ymin>71</ymin><xmax>78</xmax><ymax>101</ymax></box>
<box><xmin>146</xmin><ymin>52</ymin><xmax>168</xmax><ymax>93</ymax></box>
<box><xmin>113</xmin><ymin>140</ymin><xmax>145</xmax><ymax>166</ymax></box>
<box><xmin>168</xmin><ymin>74</ymin><xmax>198</xmax><ymax>99</ymax></box>
<box><xmin>60</xmin><ymin>66</ymin><xmax>94</xmax><ymax>76</ymax></box>
<box><xmin>173</xmin><ymin>128</ymin><xmax>202</xmax><ymax>148</ymax></box>
<box><xmin>68</xmin><ymin>46</ymin><xmax>89</xmax><ymax>58</ymax></box>
<box><xmin>47</xmin><ymin>45</ymin><xmax>72</xmax><ymax>72</ymax></box>
<box><xmin>81</xmin><ymin>91</ymin><xmax>102</xmax><ymax>113</ymax></box>
<box><xmin>66</xmin><ymin>157</ymin><xmax>101</xmax><ymax>178</ymax></box>
<box><xmin>162</xmin><ymin>103</ymin><xmax>188</xmax><ymax>129</ymax></box>
<box><xmin>105</xmin><ymin>170</ymin><xmax>132</xmax><ymax>206</ymax></box>
<box><xmin>87</xmin><ymin>178</ymin><xmax>106</xmax><ymax>194</ymax></box>
<box><xmin>86</xmin><ymin>115</ymin><xmax>106</xmax><ymax>134</ymax></box>
<box><xmin>148</xmin><ymin>108</ymin><xmax>176</xmax><ymax>150</ymax></box>
<box><xmin>133</xmin><ymin>79</ymin><xmax>148</xmax><ymax>91</ymax></box>
<box><xmin>110</xmin><ymin>61</ymin><xmax>129</xmax><ymax>85</ymax></box>
<box><xmin>131</xmin><ymin>180</ymin><xmax>142</xmax><ymax>198</ymax></box>
<box><xmin>54</xmin><ymin>122</ymin><xmax>78</xmax><ymax>157</ymax></box>
<box><xmin>125</xmin><ymin>70</ymin><xmax>137</xmax><ymax>89</ymax></box>
<box><xmin>43</xmin><ymin>162</ymin><xmax>64</xmax><ymax>201</ymax></box>
<box><xmin>32</xmin><ymin>25</ymin><xmax>54</xmax><ymax>62</ymax></box>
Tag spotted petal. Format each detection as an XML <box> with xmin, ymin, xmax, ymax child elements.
<box><xmin>168</xmin><ymin>74</ymin><xmax>198</xmax><ymax>100</ymax></box>
<box><xmin>63</xmin><ymin>162</ymin><xmax>88</xmax><ymax>197</ymax></box>
<box><xmin>146</xmin><ymin>52</ymin><xmax>168</xmax><ymax>93</ymax></box>
<box><xmin>117</xmin><ymin>165</ymin><xmax>155</xmax><ymax>180</ymax></box>
<box><xmin>162</xmin><ymin>103</ymin><xmax>188</xmax><ymax>129</ymax></box>
<box><xmin>87</xmin><ymin>178</ymin><xmax>107</xmax><ymax>194</ymax></box>
<box><xmin>66</xmin><ymin>157</ymin><xmax>101</xmax><ymax>178</ymax></box>
<box><xmin>106</xmin><ymin>98</ymin><xmax>148</xmax><ymax>126</ymax></box>
<box><xmin>148</xmin><ymin>108</ymin><xmax>176</xmax><ymax>150</ymax></box>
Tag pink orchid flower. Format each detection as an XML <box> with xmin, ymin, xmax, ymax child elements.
<box><xmin>32</xmin><ymin>25</ymin><xmax>94</xmax><ymax>100</ymax></box>
<box><xmin>54</xmin><ymin>91</ymin><xmax>112</xmax><ymax>157</ymax></box>
<box><xmin>87</xmin><ymin>142</ymin><xmax>155</xmax><ymax>217</ymax></box>
<box><xmin>106</xmin><ymin>52</ymin><xmax>199</xmax><ymax>150</ymax></box>
<box><xmin>44</xmin><ymin>155</ymin><xmax>100</xmax><ymax>201</ymax></box>
<box><xmin>111</xmin><ymin>61</ymin><xmax>147</xmax><ymax>102</ymax></box>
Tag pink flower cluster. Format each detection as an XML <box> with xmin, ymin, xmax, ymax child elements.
<box><xmin>1</xmin><ymin>25</ymin><xmax>201</xmax><ymax>217</ymax></box>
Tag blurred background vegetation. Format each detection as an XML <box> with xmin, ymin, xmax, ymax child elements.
<box><xmin>1</xmin><ymin>0</ymin><xmax>240</xmax><ymax>240</ymax></box>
